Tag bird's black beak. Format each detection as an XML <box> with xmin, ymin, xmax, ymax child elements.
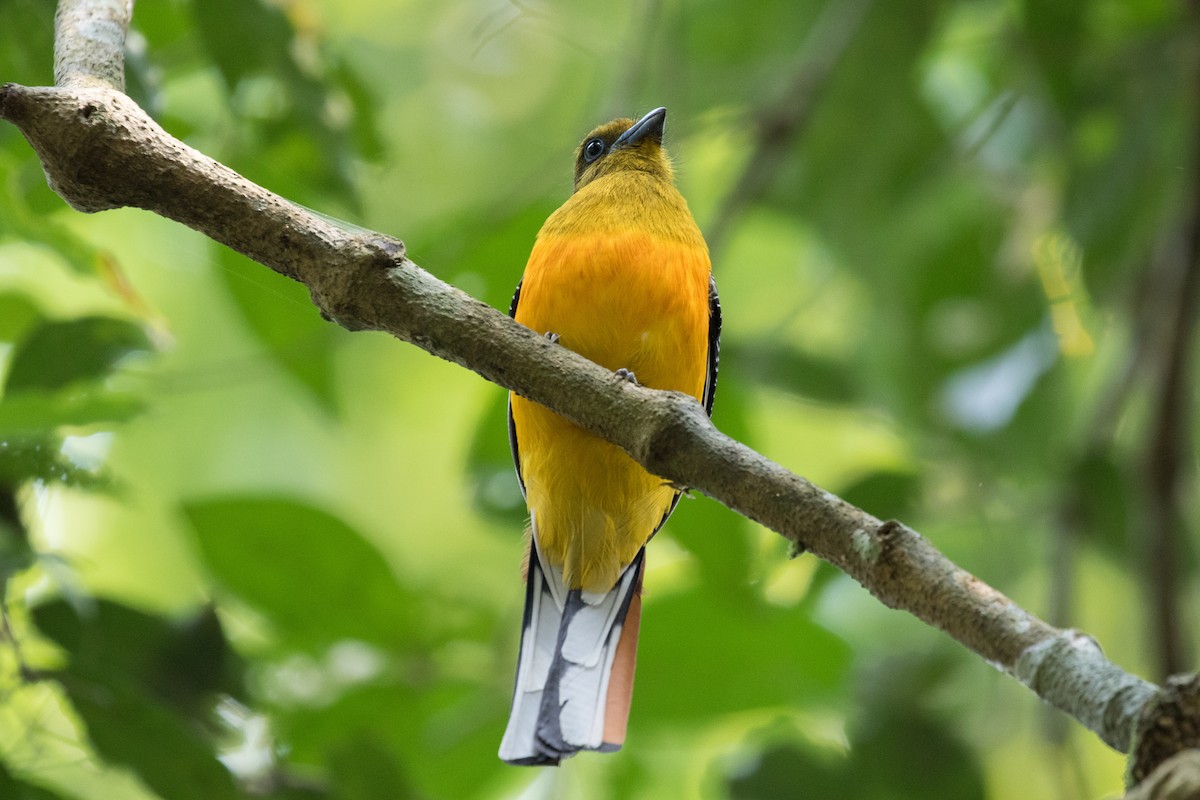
<box><xmin>613</xmin><ymin>107</ymin><xmax>666</xmax><ymax>148</ymax></box>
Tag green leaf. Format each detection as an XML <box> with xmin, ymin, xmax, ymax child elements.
<box><xmin>0</xmin><ymin>436</ymin><xmax>112</xmax><ymax>490</ymax></box>
<box><xmin>724</xmin><ymin>339</ymin><xmax>858</xmax><ymax>404</ymax></box>
<box><xmin>4</xmin><ymin>317</ymin><xmax>151</xmax><ymax>393</ymax></box>
<box><xmin>31</xmin><ymin>599</ymin><xmax>243</xmax><ymax>716</ymax></box>
<box><xmin>1021</xmin><ymin>0</ymin><xmax>1087</xmax><ymax>115</ymax></box>
<box><xmin>328</xmin><ymin>736</ymin><xmax>419</xmax><ymax>800</ymax></box>
<box><xmin>279</xmin><ymin>679</ymin><xmax>498</xmax><ymax>800</ymax></box>
<box><xmin>839</xmin><ymin>470</ymin><xmax>921</xmax><ymax>522</ymax></box>
<box><xmin>160</xmin><ymin>605</ymin><xmax>248</xmax><ymax>711</ymax></box>
<box><xmin>330</xmin><ymin>59</ymin><xmax>386</xmax><ymax>164</ymax></box>
<box><xmin>30</xmin><ymin>599</ymin><xmax>244</xmax><ymax>800</ymax></box>
<box><xmin>1069</xmin><ymin>449</ymin><xmax>1131</xmax><ymax>560</ymax></box>
<box><xmin>843</xmin><ymin>652</ymin><xmax>987</xmax><ymax>799</ymax></box>
<box><xmin>666</xmin><ymin>493</ymin><xmax>753</xmax><ymax>597</ymax></box>
<box><xmin>184</xmin><ymin>497</ymin><xmax>419</xmax><ymax>650</ymax></box>
<box><xmin>0</xmin><ymin>292</ymin><xmax>42</xmax><ymax>344</ymax></box>
<box><xmin>0</xmin><ymin>389</ymin><xmax>144</xmax><ymax>437</ymax></box>
<box><xmin>849</xmin><ymin>709</ymin><xmax>986</xmax><ymax>800</ymax></box>
<box><xmin>728</xmin><ymin>740</ymin><xmax>852</xmax><ymax>800</ymax></box>
<box><xmin>637</xmin><ymin>587</ymin><xmax>850</xmax><ymax>722</ymax></box>
<box><xmin>0</xmin><ymin>0</ymin><xmax>54</xmax><ymax>87</ymax></box>
<box><xmin>728</xmin><ymin>652</ymin><xmax>986</xmax><ymax>800</ymax></box>
<box><xmin>192</xmin><ymin>0</ymin><xmax>294</xmax><ymax>88</ymax></box>
<box><xmin>0</xmin><ymin>761</ymin><xmax>73</xmax><ymax>800</ymax></box>
<box><xmin>58</xmin><ymin>673</ymin><xmax>241</xmax><ymax>800</ymax></box>
<box><xmin>0</xmin><ymin>484</ymin><xmax>35</xmax><ymax>589</ymax></box>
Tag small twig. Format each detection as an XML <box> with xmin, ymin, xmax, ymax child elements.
<box><xmin>0</xmin><ymin>488</ymin><xmax>40</xmax><ymax>685</ymax></box>
<box><xmin>0</xmin><ymin>605</ymin><xmax>34</xmax><ymax>684</ymax></box>
<box><xmin>1141</xmin><ymin>236</ymin><xmax>1197</xmax><ymax>679</ymax></box>
<box><xmin>1138</xmin><ymin>33</ymin><xmax>1200</xmax><ymax>678</ymax></box>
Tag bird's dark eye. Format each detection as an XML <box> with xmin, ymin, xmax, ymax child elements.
<box><xmin>583</xmin><ymin>138</ymin><xmax>605</xmax><ymax>163</ymax></box>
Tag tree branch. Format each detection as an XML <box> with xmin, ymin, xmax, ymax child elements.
<box><xmin>53</xmin><ymin>0</ymin><xmax>131</xmax><ymax>90</ymax></box>
<box><xmin>2</xmin><ymin>0</ymin><xmax>1195</xmax><ymax>787</ymax></box>
<box><xmin>1125</xmin><ymin>750</ymin><xmax>1200</xmax><ymax>800</ymax></box>
<box><xmin>1132</xmin><ymin>676</ymin><xmax>1200</xmax><ymax>785</ymax></box>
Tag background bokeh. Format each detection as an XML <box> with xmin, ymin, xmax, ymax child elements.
<box><xmin>1</xmin><ymin>0</ymin><xmax>1197</xmax><ymax>797</ymax></box>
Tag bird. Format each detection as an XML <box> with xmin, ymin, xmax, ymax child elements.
<box><xmin>499</xmin><ymin>107</ymin><xmax>720</xmax><ymax>765</ymax></box>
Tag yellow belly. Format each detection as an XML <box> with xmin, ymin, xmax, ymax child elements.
<box><xmin>512</xmin><ymin>228</ymin><xmax>711</xmax><ymax>592</ymax></box>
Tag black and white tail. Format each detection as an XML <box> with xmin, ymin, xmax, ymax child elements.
<box><xmin>499</xmin><ymin>534</ymin><xmax>644</xmax><ymax>766</ymax></box>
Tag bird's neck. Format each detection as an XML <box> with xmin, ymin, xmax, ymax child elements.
<box><xmin>541</xmin><ymin>172</ymin><xmax>706</xmax><ymax>247</ymax></box>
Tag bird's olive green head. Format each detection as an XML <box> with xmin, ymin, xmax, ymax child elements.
<box><xmin>573</xmin><ymin>107</ymin><xmax>674</xmax><ymax>192</ymax></box>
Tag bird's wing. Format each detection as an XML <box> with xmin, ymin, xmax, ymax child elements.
<box><xmin>507</xmin><ymin>280</ymin><xmax>526</xmax><ymax>498</ymax></box>
<box><xmin>703</xmin><ymin>274</ymin><xmax>721</xmax><ymax>417</ymax></box>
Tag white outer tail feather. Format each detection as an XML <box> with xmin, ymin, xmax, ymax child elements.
<box><xmin>499</xmin><ymin>524</ymin><xmax>643</xmax><ymax>765</ymax></box>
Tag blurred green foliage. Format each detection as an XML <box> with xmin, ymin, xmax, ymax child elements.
<box><xmin>1</xmin><ymin>0</ymin><xmax>1196</xmax><ymax>798</ymax></box>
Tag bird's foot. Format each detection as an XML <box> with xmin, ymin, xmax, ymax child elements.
<box><xmin>614</xmin><ymin>368</ymin><xmax>639</xmax><ymax>385</ymax></box>
<box><xmin>663</xmin><ymin>480</ymin><xmax>692</xmax><ymax>495</ymax></box>
<box><xmin>544</xmin><ymin>331</ymin><xmax>561</xmax><ymax>344</ymax></box>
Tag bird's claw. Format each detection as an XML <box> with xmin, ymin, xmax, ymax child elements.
<box><xmin>544</xmin><ymin>331</ymin><xmax>561</xmax><ymax>344</ymax></box>
<box><xmin>614</xmin><ymin>368</ymin><xmax>639</xmax><ymax>385</ymax></box>
<box><xmin>663</xmin><ymin>480</ymin><xmax>691</xmax><ymax>495</ymax></box>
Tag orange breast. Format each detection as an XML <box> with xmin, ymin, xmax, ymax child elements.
<box><xmin>517</xmin><ymin>230</ymin><xmax>709</xmax><ymax>396</ymax></box>
<box><xmin>511</xmin><ymin>222</ymin><xmax>711</xmax><ymax>592</ymax></box>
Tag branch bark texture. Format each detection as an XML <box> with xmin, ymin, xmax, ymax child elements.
<box><xmin>1</xmin><ymin>1</ymin><xmax>1192</xmax><ymax>788</ymax></box>
<box><xmin>54</xmin><ymin>0</ymin><xmax>131</xmax><ymax>90</ymax></box>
